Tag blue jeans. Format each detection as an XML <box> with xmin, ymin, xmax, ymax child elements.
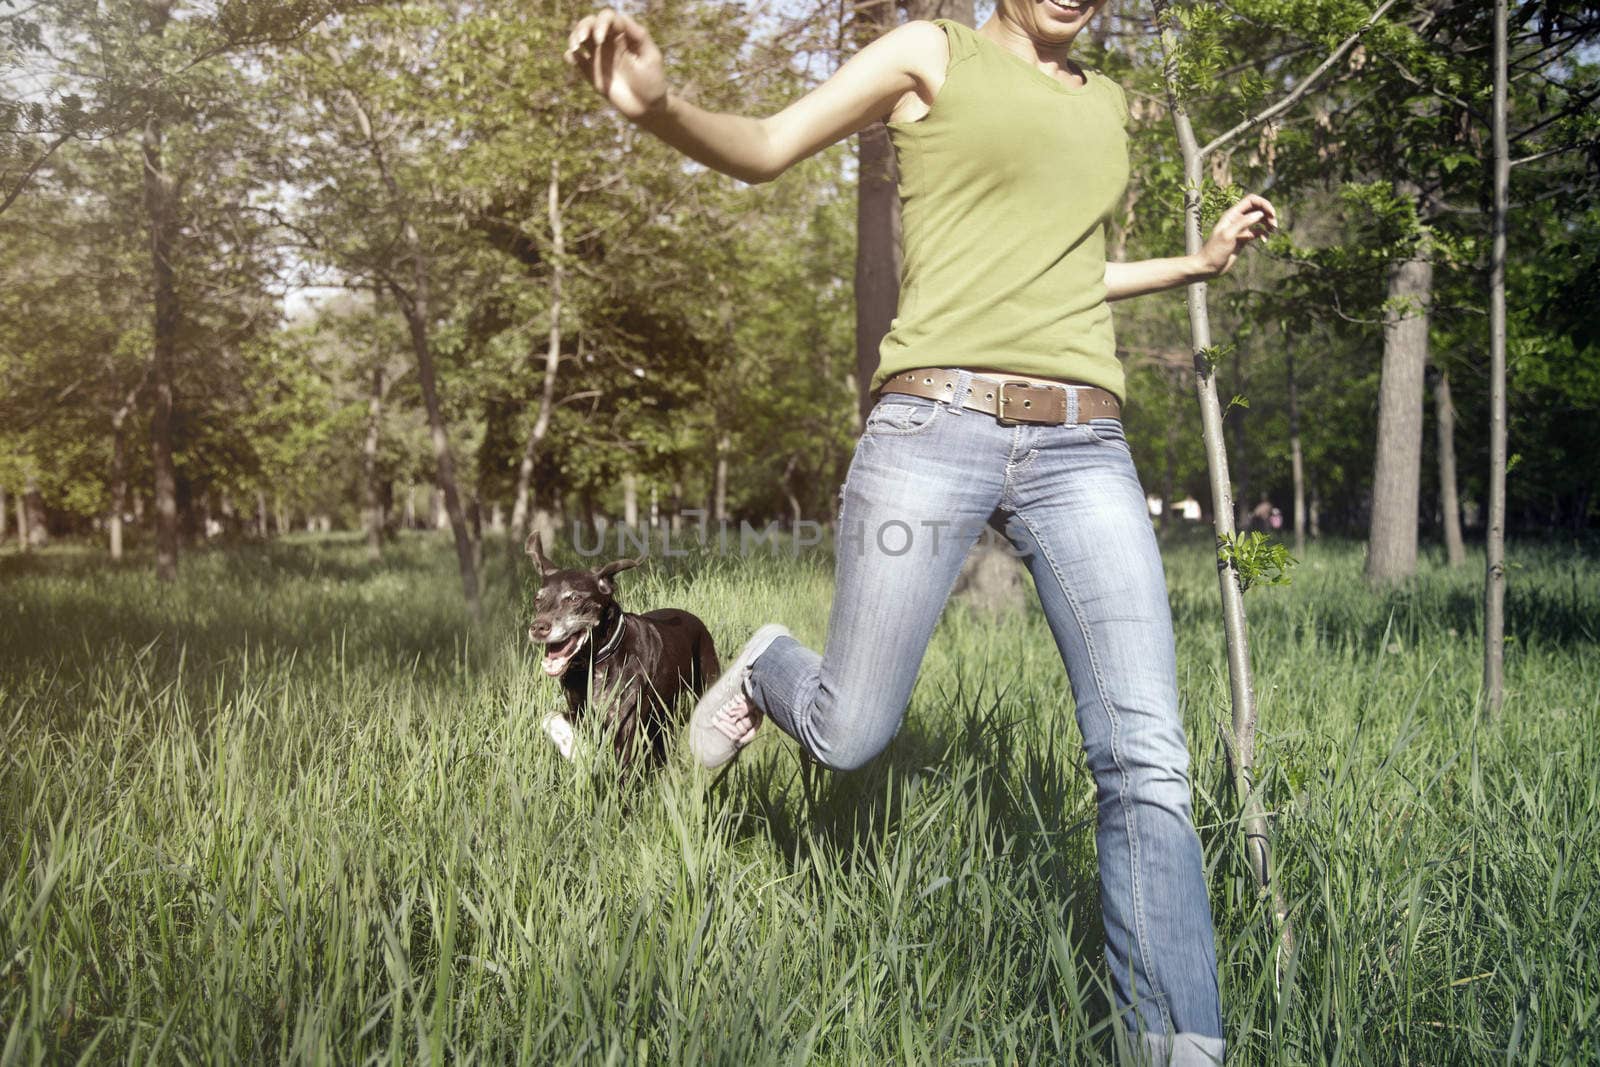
<box><xmin>745</xmin><ymin>371</ymin><xmax>1224</xmax><ymax>1064</ymax></box>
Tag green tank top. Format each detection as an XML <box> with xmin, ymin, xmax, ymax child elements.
<box><xmin>872</xmin><ymin>18</ymin><xmax>1132</xmax><ymax>402</ymax></box>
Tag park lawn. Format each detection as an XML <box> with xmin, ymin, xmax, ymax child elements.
<box><xmin>1</xmin><ymin>532</ymin><xmax>1596</xmax><ymax>1064</ymax></box>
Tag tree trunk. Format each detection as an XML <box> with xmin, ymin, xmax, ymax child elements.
<box><xmin>1232</xmin><ymin>343</ymin><xmax>1250</xmax><ymax>530</ymax></box>
<box><xmin>781</xmin><ymin>455</ymin><xmax>803</xmax><ymax>531</ymax></box>
<box><xmin>1161</xmin><ymin>369</ymin><xmax>1180</xmax><ymax>533</ymax></box>
<box><xmin>1286</xmin><ymin>341</ymin><xmax>1306</xmax><ymax>557</ymax></box>
<box><xmin>1433</xmin><ymin>367</ymin><xmax>1465</xmax><ymax>566</ymax></box>
<box><xmin>852</xmin><ymin>0</ymin><xmax>903</xmax><ymax>430</ymax></box>
<box><xmin>343</xmin><ymin>80</ymin><xmax>475</xmax><ymax>612</ymax></box>
<box><xmin>511</xmin><ymin>160</ymin><xmax>566</xmax><ymax>544</ymax></box>
<box><xmin>142</xmin><ymin>107</ymin><xmax>180</xmax><ymax>583</ymax></box>
<box><xmin>471</xmin><ymin>497</ymin><xmax>483</xmax><ymax>571</ymax></box>
<box><xmin>23</xmin><ymin>476</ymin><xmax>47</xmax><ymax>548</ymax></box>
<box><xmin>257</xmin><ymin>490</ymin><xmax>268</xmax><ymax>538</ymax></box>
<box><xmin>623</xmin><ymin>471</ymin><xmax>639</xmax><ymax>528</ymax></box>
<box><xmin>715</xmin><ymin>431</ymin><xmax>730</xmax><ymax>523</ymax></box>
<box><xmin>15</xmin><ymin>486</ymin><xmax>28</xmax><ymax>551</ymax></box>
<box><xmin>109</xmin><ymin>384</ymin><xmax>140</xmax><ymax>561</ymax></box>
<box><xmin>391</xmin><ymin>248</ymin><xmax>480</xmax><ymax>616</ymax></box>
<box><xmin>1153</xmin><ymin>2</ymin><xmax>1288</xmax><ymax>954</ymax></box>
<box><xmin>1484</xmin><ymin>0</ymin><xmax>1509</xmax><ymax>717</ymax></box>
<box><xmin>853</xmin><ymin>115</ymin><xmax>898</xmax><ymax>430</ymax></box>
<box><xmin>363</xmin><ymin>364</ymin><xmax>385</xmax><ymax>561</ymax></box>
<box><xmin>1366</xmin><ymin>210</ymin><xmax>1432</xmax><ymax>584</ymax></box>
<box><xmin>0</xmin><ymin>484</ymin><xmax>7</xmax><ymax>544</ymax></box>
<box><xmin>582</xmin><ymin>489</ymin><xmax>599</xmax><ymax>539</ymax></box>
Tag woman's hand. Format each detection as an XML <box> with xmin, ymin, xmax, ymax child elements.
<box><xmin>1195</xmin><ymin>193</ymin><xmax>1277</xmax><ymax>278</ymax></box>
<box><xmin>1104</xmin><ymin>192</ymin><xmax>1279</xmax><ymax>300</ymax></box>
<box><xmin>565</xmin><ymin>8</ymin><xmax>668</xmax><ymax>120</ymax></box>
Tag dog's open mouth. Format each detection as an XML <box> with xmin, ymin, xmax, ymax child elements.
<box><xmin>542</xmin><ymin>630</ymin><xmax>589</xmax><ymax>676</ymax></box>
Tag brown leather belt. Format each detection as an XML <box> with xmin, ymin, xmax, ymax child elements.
<box><xmin>877</xmin><ymin>367</ymin><xmax>1121</xmax><ymax>426</ymax></box>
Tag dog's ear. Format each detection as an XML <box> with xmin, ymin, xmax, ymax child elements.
<box><xmin>594</xmin><ymin>555</ymin><xmax>642</xmax><ymax>594</ymax></box>
<box><xmin>525</xmin><ymin>532</ymin><xmax>558</xmax><ymax>577</ymax></box>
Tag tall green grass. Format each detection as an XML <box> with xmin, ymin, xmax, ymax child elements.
<box><xmin>1</xmin><ymin>533</ymin><xmax>1596</xmax><ymax>1063</ymax></box>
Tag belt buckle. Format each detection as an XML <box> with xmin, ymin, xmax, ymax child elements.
<box><xmin>995</xmin><ymin>380</ymin><xmax>1036</xmax><ymax>426</ymax></box>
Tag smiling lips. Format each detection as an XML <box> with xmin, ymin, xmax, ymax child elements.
<box><xmin>1042</xmin><ymin>0</ymin><xmax>1087</xmax><ymax>15</ymax></box>
<box><xmin>542</xmin><ymin>630</ymin><xmax>589</xmax><ymax>676</ymax></box>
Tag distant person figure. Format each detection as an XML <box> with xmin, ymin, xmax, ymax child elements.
<box><xmin>1250</xmin><ymin>497</ymin><xmax>1274</xmax><ymax>533</ymax></box>
<box><xmin>1270</xmin><ymin>506</ymin><xmax>1284</xmax><ymax>532</ymax></box>
<box><xmin>566</xmin><ymin>3</ymin><xmax>1275</xmax><ymax>1061</ymax></box>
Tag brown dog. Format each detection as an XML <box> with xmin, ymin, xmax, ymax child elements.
<box><xmin>525</xmin><ymin>533</ymin><xmax>719</xmax><ymax>773</ymax></box>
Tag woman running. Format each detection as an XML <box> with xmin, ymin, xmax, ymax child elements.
<box><xmin>565</xmin><ymin>3</ymin><xmax>1273</xmax><ymax>1061</ymax></box>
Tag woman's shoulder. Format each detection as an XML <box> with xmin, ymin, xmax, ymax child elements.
<box><xmin>901</xmin><ymin>17</ymin><xmax>980</xmax><ymax>66</ymax></box>
<box><xmin>1085</xmin><ymin>69</ymin><xmax>1131</xmax><ymax>127</ymax></box>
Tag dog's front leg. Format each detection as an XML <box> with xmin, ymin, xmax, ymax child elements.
<box><xmin>541</xmin><ymin>713</ymin><xmax>578</xmax><ymax>761</ymax></box>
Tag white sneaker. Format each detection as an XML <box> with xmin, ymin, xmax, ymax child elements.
<box><xmin>689</xmin><ymin>624</ymin><xmax>791</xmax><ymax>769</ymax></box>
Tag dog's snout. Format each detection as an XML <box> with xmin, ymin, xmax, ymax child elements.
<box><xmin>529</xmin><ymin>620</ymin><xmax>550</xmax><ymax>641</ymax></box>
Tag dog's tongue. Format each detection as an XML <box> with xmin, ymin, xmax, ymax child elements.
<box><xmin>542</xmin><ymin>633</ymin><xmax>584</xmax><ymax>676</ymax></box>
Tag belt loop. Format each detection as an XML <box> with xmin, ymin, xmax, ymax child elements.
<box><xmin>949</xmin><ymin>369</ymin><xmax>972</xmax><ymax>416</ymax></box>
<box><xmin>1065</xmin><ymin>385</ymin><xmax>1079</xmax><ymax>425</ymax></box>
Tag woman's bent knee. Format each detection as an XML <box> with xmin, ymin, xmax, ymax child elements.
<box><xmin>808</xmin><ymin>740</ymin><xmax>883</xmax><ymax>773</ymax></box>
<box><xmin>799</xmin><ymin>693</ymin><xmax>905</xmax><ymax>771</ymax></box>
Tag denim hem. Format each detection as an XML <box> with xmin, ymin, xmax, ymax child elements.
<box><xmin>1121</xmin><ymin>1031</ymin><xmax>1225</xmax><ymax>1066</ymax></box>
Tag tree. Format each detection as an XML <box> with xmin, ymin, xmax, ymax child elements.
<box><xmin>1484</xmin><ymin>0</ymin><xmax>1508</xmax><ymax>716</ymax></box>
<box><xmin>1366</xmin><ymin>182</ymin><xmax>1433</xmax><ymax>583</ymax></box>
<box><xmin>1433</xmin><ymin>362</ymin><xmax>1466</xmax><ymax>566</ymax></box>
<box><xmin>20</xmin><ymin>0</ymin><xmax>376</xmax><ymax>577</ymax></box>
<box><xmin>1150</xmin><ymin>0</ymin><xmax>1398</xmax><ymax>956</ymax></box>
<box><xmin>279</xmin><ymin>9</ymin><xmax>486</xmax><ymax>614</ymax></box>
<box><xmin>141</xmin><ymin>3</ymin><xmax>182</xmax><ymax>579</ymax></box>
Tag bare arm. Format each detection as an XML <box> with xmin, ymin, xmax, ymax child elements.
<box><xmin>1105</xmin><ymin>194</ymin><xmax>1278</xmax><ymax>301</ymax></box>
<box><xmin>565</xmin><ymin>10</ymin><xmax>941</xmax><ymax>184</ymax></box>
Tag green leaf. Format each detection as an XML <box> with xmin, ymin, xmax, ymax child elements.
<box><xmin>1217</xmin><ymin>531</ymin><xmax>1297</xmax><ymax>594</ymax></box>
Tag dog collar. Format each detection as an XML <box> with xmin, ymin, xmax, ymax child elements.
<box><xmin>591</xmin><ymin>603</ymin><xmax>627</xmax><ymax>664</ymax></box>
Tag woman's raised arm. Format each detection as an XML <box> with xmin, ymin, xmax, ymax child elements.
<box><xmin>1104</xmin><ymin>194</ymin><xmax>1278</xmax><ymax>301</ymax></box>
<box><xmin>565</xmin><ymin>10</ymin><xmax>943</xmax><ymax>185</ymax></box>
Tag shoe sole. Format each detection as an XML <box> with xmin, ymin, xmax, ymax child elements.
<box><xmin>689</xmin><ymin>623</ymin><xmax>791</xmax><ymax>769</ymax></box>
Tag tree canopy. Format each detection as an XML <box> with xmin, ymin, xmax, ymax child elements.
<box><xmin>2</xmin><ymin>0</ymin><xmax>1594</xmax><ymax>592</ymax></box>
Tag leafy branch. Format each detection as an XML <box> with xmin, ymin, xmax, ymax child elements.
<box><xmin>1217</xmin><ymin>530</ymin><xmax>1297</xmax><ymax>593</ymax></box>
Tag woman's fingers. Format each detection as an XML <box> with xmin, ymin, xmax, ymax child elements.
<box><xmin>1216</xmin><ymin>209</ymin><xmax>1261</xmax><ymax>238</ymax></box>
<box><xmin>613</xmin><ymin>11</ymin><xmax>649</xmax><ymax>45</ymax></box>
<box><xmin>1220</xmin><ymin>194</ymin><xmax>1277</xmax><ymax>236</ymax></box>
<box><xmin>565</xmin><ymin>18</ymin><xmax>597</xmax><ymax>66</ymax></box>
<box><xmin>566</xmin><ymin>15</ymin><xmax>595</xmax><ymax>51</ymax></box>
<box><xmin>1218</xmin><ymin>204</ymin><xmax>1275</xmax><ymax>250</ymax></box>
<box><xmin>565</xmin><ymin>8</ymin><xmax>623</xmax><ymax>61</ymax></box>
<box><xmin>1239</xmin><ymin>194</ymin><xmax>1277</xmax><ymax>230</ymax></box>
